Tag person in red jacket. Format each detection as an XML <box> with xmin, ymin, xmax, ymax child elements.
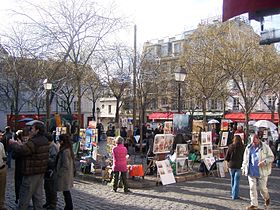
<box><xmin>112</xmin><ymin>136</ymin><xmax>131</xmax><ymax>193</ymax></box>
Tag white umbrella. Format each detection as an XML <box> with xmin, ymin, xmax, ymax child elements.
<box><xmin>26</xmin><ymin>120</ymin><xmax>44</xmax><ymax>126</ymax></box>
<box><xmin>254</xmin><ymin>120</ymin><xmax>277</xmax><ymax>130</ymax></box>
<box><xmin>208</xmin><ymin>119</ymin><xmax>219</xmax><ymax>124</ymax></box>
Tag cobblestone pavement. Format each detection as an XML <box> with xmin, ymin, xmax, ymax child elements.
<box><xmin>4</xmin><ymin>163</ymin><xmax>280</xmax><ymax>210</ymax></box>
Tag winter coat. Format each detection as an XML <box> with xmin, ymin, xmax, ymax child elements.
<box><xmin>11</xmin><ymin>134</ymin><xmax>49</xmax><ymax>176</ymax></box>
<box><xmin>112</xmin><ymin>144</ymin><xmax>127</xmax><ymax>172</ymax></box>
<box><xmin>225</xmin><ymin>143</ymin><xmax>245</xmax><ymax>169</ymax></box>
<box><xmin>242</xmin><ymin>141</ymin><xmax>274</xmax><ymax>177</ymax></box>
<box><xmin>275</xmin><ymin>140</ymin><xmax>280</xmax><ymax>160</ymax></box>
<box><xmin>55</xmin><ymin>147</ymin><xmax>74</xmax><ymax>191</ymax></box>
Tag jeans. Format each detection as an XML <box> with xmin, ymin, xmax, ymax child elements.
<box><xmin>276</xmin><ymin>159</ymin><xmax>280</xmax><ymax>168</ymax></box>
<box><xmin>229</xmin><ymin>168</ymin><xmax>241</xmax><ymax>199</ymax></box>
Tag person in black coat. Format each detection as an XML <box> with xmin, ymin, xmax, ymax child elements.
<box><xmin>275</xmin><ymin>137</ymin><xmax>280</xmax><ymax>168</ymax></box>
<box><xmin>225</xmin><ymin>135</ymin><xmax>245</xmax><ymax>200</ymax></box>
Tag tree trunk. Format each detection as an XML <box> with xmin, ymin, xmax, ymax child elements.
<box><xmin>245</xmin><ymin>112</ymin><xmax>250</xmax><ymax>145</ymax></box>
<box><xmin>202</xmin><ymin>98</ymin><xmax>207</xmax><ymax>131</ymax></box>
<box><xmin>77</xmin><ymin>77</ymin><xmax>82</xmax><ymax>129</ymax></box>
<box><xmin>115</xmin><ymin>98</ymin><xmax>120</xmax><ymax>128</ymax></box>
<box><xmin>92</xmin><ymin>102</ymin><xmax>96</xmax><ymax>121</ymax></box>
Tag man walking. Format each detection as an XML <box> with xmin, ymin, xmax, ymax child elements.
<box><xmin>9</xmin><ymin>122</ymin><xmax>49</xmax><ymax>210</ymax></box>
<box><xmin>242</xmin><ymin>133</ymin><xmax>274</xmax><ymax>210</ymax></box>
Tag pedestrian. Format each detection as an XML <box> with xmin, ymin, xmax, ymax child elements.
<box><xmin>9</xmin><ymin>122</ymin><xmax>49</xmax><ymax>210</ymax></box>
<box><xmin>242</xmin><ymin>132</ymin><xmax>274</xmax><ymax>210</ymax></box>
<box><xmin>0</xmin><ymin>141</ymin><xmax>7</xmax><ymax>210</ymax></box>
<box><xmin>2</xmin><ymin>126</ymin><xmax>13</xmax><ymax>168</ymax></box>
<box><xmin>225</xmin><ymin>135</ymin><xmax>245</xmax><ymax>200</ymax></box>
<box><xmin>274</xmin><ymin>136</ymin><xmax>280</xmax><ymax>168</ymax></box>
<box><xmin>55</xmin><ymin>134</ymin><xmax>74</xmax><ymax>210</ymax></box>
<box><xmin>43</xmin><ymin>133</ymin><xmax>59</xmax><ymax>210</ymax></box>
<box><xmin>13</xmin><ymin>127</ymin><xmax>31</xmax><ymax>205</ymax></box>
<box><xmin>112</xmin><ymin>136</ymin><xmax>131</xmax><ymax>193</ymax></box>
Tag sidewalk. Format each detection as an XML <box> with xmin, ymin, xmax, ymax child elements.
<box><xmin>76</xmin><ymin>152</ymin><xmax>204</xmax><ymax>189</ymax></box>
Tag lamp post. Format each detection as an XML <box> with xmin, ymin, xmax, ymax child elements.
<box><xmin>174</xmin><ymin>66</ymin><xmax>187</xmax><ymax>113</ymax></box>
<box><xmin>43</xmin><ymin>80</ymin><xmax>52</xmax><ymax>132</ymax></box>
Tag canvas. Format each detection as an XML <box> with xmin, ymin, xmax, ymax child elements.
<box><xmin>200</xmin><ymin>144</ymin><xmax>213</xmax><ymax>159</ymax></box>
<box><xmin>176</xmin><ymin>144</ymin><xmax>188</xmax><ymax>158</ymax></box>
<box><xmin>173</xmin><ymin>114</ymin><xmax>189</xmax><ymax>135</ymax></box>
<box><xmin>220</xmin><ymin>132</ymin><xmax>228</xmax><ymax>147</ymax></box>
<box><xmin>176</xmin><ymin>158</ymin><xmax>188</xmax><ymax>175</ymax></box>
<box><xmin>153</xmin><ymin>134</ymin><xmax>174</xmax><ymax>154</ymax></box>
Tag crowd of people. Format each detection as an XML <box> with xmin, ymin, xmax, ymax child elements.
<box><xmin>0</xmin><ymin>123</ymin><xmax>75</xmax><ymax>210</ymax></box>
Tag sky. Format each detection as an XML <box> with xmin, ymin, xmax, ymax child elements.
<box><xmin>0</xmin><ymin>0</ymin><xmax>224</xmax><ymax>47</ymax></box>
<box><xmin>3</xmin><ymin>0</ymin><xmax>279</xmax><ymax>49</ymax></box>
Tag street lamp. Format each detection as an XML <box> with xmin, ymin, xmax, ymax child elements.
<box><xmin>43</xmin><ymin>80</ymin><xmax>52</xmax><ymax>132</ymax></box>
<box><xmin>174</xmin><ymin>66</ymin><xmax>187</xmax><ymax>113</ymax></box>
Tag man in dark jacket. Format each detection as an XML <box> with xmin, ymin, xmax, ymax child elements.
<box><xmin>9</xmin><ymin>122</ymin><xmax>49</xmax><ymax>210</ymax></box>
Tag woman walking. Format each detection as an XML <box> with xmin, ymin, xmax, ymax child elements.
<box><xmin>55</xmin><ymin>134</ymin><xmax>74</xmax><ymax>210</ymax></box>
<box><xmin>225</xmin><ymin>135</ymin><xmax>245</xmax><ymax>200</ymax></box>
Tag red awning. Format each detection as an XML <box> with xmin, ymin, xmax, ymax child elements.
<box><xmin>148</xmin><ymin>112</ymin><xmax>174</xmax><ymax>120</ymax></box>
<box><xmin>223</xmin><ymin>0</ymin><xmax>280</xmax><ymax>21</ymax></box>
<box><xmin>224</xmin><ymin>112</ymin><xmax>279</xmax><ymax>123</ymax></box>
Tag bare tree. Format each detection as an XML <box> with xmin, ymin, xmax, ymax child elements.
<box><xmin>180</xmin><ymin>22</ymin><xmax>229</xmax><ymax>130</ymax></box>
<box><xmin>216</xmin><ymin>20</ymin><xmax>278</xmax><ymax>142</ymax></box>
<box><xmin>99</xmin><ymin>44</ymin><xmax>132</xmax><ymax>127</ymax></box>
<box><xmin>12</xmin><ymin>0</ymin><xmax>127</xmax><ymax>129</ymax></box>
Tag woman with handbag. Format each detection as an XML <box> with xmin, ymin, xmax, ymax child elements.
<box><xmin>55</xmin><ymin>134</ymin><xmax>74</xmax><ymax>210</ymax></box>
<box><xmin>225</xmin><ymin>135</ymin><xmax>245</xmax><ymax>200</ymax></box>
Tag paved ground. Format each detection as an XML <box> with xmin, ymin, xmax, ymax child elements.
<box><xmin>4</xmin><ymin>164</ymin><xmax>280</xmax><ymax>210</ymax></box>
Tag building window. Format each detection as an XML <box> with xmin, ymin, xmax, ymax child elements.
<box><xmin>74</xmin><ymin>101</ymin><xmax>78</xmax><ymax>112</ymax></box>
<box><xmin>173</xmin><ymin>43</ymin><xmax>181</xmax><ymax>55</ymax></box>
<box><xmin>108</xmin><ymin>105</ymin><xmax>112</xmax><ymax>114</ymax></box>
<box><xmin>161</xmin><ymin>98</ymin><xmax>168</xmax><ymax>106</ymax></box>
<box><xmin>210</xmin><ymin>99</ymin><xmax>218</xmax><ymax>110</ymax></box>
<box><xmin>233</xmin><ymin>98</ymin><xmax>239</xmax><ymax>111</ymax></box>
<box><xmin>150</xmin><ymin>99</ymin><xmax>157</xmax><ymax>110</ymax></box>
<box><xmin>60</xmin><ymin>101</ymin><xmax>66</xmax><ymax>112</ymax></box>
<box><xmin>268</xmin><ymin>96</ymin><xmax>275</xmax><ymax>109</ymax></box>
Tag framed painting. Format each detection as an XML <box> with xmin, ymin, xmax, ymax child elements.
<box><xmin>153</xmin><ymin>134</ymin><xmax>174</xmax><ymax>154</ymax></box>
<box><xmin>176</xmin><ymin>144</ymin><xmax>188</xmax><ymax>158</ymax></box>
<box><xmin>220</xmin><ymin>132</ymin><xmax>228</xmax><ymax>147</ymax></box>
<box><xmin>200</xmin><ymin>144</ymin><xmax>213</xmax><ymax>159</ymax></box>
<box><xmin>176</xmin><ymin>158</ymin><xmax>189</xmax><ymax>175</ymax></box>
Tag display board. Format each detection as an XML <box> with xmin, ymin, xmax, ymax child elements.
<box><xmin>220</xmin><ymin>132</ymin><xmax>228</xmax><ymax>147</ymax></box>
<box><xmin>203</xmin><ymin>157</ymin><xmax>216</xmax><ymax>171</ymax></box>
<box><xmin>55</xmin><ymin>127</ymin><xmax>67</xmax><ymax>141</ymax></box>
<box><xmin>176</xmin><ymin>144</ymin><xmax>188</xmax><ymax>158</ymax></box>
<box><xmin>156</xmin><ymin>159</ymin><xmax>176</xmax><ymax>185</ymax></box>
<box><xmin>201</xmin><ymin>131</ymin><xmax>212</xmax><ymax>145</ymax></box>
<box><xmin>79</xmin><ymin>128</ymin><xmax>98</xmax><ymax>151</ymax></box>
<box><xmin>164</xmin><ymin>121</ymin><xmax>173</xmax><ymax>134</ymax></box>
<box><xmin>176</xmin><ymin>158</ymin><xmax>188</xmax><ymax>175</ymax></box>
<box><xmin>200</xmin><ymin>143</ymin><xmax>213</xmax><ymax>159</ymax></box>
<box><xmin>173</xmin><ymin>114</ymin><xmax>189</xmax><ymax>135</ymax></box>
<box><xmin>191</xmin><ymin>132</ymin><xmax>199</xmax><ymax>145</ymax></box>
<box><xmin>153</xmin><ymin>134</ymin><xmax>174</xmax><ymax>154</ymax></box>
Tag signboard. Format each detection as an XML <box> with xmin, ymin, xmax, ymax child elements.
<box><xmin>156</xmin><ymin>159</ymin><xmax>176</xmax><ymax>185</ymax></box>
